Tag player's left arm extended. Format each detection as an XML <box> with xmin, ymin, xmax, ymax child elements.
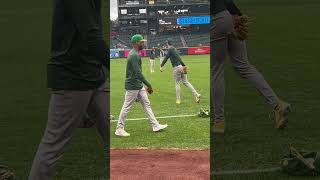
<box><xmin>178</xmin><ymin>56</ymin><xmax>186</xmax><ymax>66</ymax></box>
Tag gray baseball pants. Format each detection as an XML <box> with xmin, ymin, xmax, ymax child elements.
<box><xmin>116</xmin><ymin>87</ymin><xmax>159</xmax><ymax>129</ymax></box>
<box><xmin>29</xmin><ymin>81</ymin><xmax>110</xmax><ymax>180</ymax></box>
<box><xmin>149</xmin><ymin>59</ymin><xmax>155</xmax><ymax>73</ymax></box>
<box><xmin>173</xmin><ymin>65</ymin><xmax>199</xmax><ymax>100</ymax></box>
<box><xmin>211</xmin><ymin>10</ymin><xmax>279</xmax><ymax>121</ymax></box>
<box><xmin>160</xmin><ymin>57</ymin><xmax>164</xmax><ymax>66</ymax></box>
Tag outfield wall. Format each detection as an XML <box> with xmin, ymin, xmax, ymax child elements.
<box><xmin>110</xmin><ymin>46</ymin><xmax>210</xmax><ymax>59</ymax></box>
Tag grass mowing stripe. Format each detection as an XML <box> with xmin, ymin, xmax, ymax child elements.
<box><xmin>110</xmin><ymin>114</ymin><xmax>201</xmax><ymax>122</ymax></box>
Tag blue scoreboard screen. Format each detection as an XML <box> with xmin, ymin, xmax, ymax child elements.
<box><xmin>177</xmin><ymin>16</ymin><xmax>210</xmax><ymax>25</ymax></box>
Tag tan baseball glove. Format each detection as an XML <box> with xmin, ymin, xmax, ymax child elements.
<box><xmin>229</xmin><ymin>15</ymin><xmax>250</xmax><ymax>41</ymax></box>
<box><xmin>182</xmin><ymin>66</ymin><xmax>188</xmax><ymax>74</ymax></box>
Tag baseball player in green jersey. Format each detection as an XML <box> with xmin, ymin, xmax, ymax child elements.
<box><xmin>149</xmin><ymin>47</ymin><xmax>156</xmax><ymax>73</ymax></box>
<box><xmin>29</xmin><ymin>0</ymin><xmax>109</xmax><ymax>179</ymax></box>
<box><xmin>160</xmin><ymin>39</ymin><xmax>201</xmax><ymax>104</ymax></box>
<box><xmin>115</xmin><ymin>34</ymin><xmax>168</xmax><ymax>137</ymax></box>
<box><xmin>211</xmin><ymin>0</ymin><xmax>292</xmax><ymax>133</ymax></box>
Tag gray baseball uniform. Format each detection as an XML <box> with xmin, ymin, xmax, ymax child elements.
<box><xmin>150</xmin><ymin>59</ymin><xmax>155</xmax><ymax>73</ymax></box>
<box><xmin>159</xmin><ymin>49</ymin><xmax>165</xmax><ymax>65</ymax></box>
<box><xmin>116</xmin><ymin>49</ymin><xmax>160</xmax><ymax>129</ymax></box>
<box><xmin>29</xmin><ymin>81</ymin><xmax>109</xmax><ymax>180</ymax></box>
<box><xmin>161</xmin><ymin>46</ymin><xmax>200</xmax><ymax>100</ymax></box>
<box><xmin>117</xmin><ymin>87</ymin><xmax>159</xmax><ymax>129</ymax></box>
<box><xmin>29</xmin><ymin>0</ymin><xmax>109</xmax><ymax>179</ymax></box>
<box><xmin>149</xmin><ymin>49</ymin><xmax>156</xmax><ymax>73</ymax></box>
<box><xmin>173</xmin><ymin>65</ymin><xmax>199</xmax><ymax>100</ymax></box>
<box><xmin>211</xmin><ymin>10</ymin><xmax>279</xmax><ymax>121</ymax></box>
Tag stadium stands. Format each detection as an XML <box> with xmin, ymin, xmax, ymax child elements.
<box><xmin>148</xmin><ymin>33</ymin><xmax>182</xmax><ymax>48</ymax></box>
<box><xmin>112</xmin><ymin>0</ymin><xmax>210</xmax><ymax>49</ymax></box>
<box><xmin>184</xmin><ymin>32</ymin><xmax>209</xmax><ymax>47</ymax></box>
<box><xmin>111</xmin><ymin>32</ymin><xmax>209</xmax><ymax>49</ymax></box>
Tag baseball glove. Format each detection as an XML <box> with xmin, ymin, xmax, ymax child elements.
<box><xmin>198</xmin><ymin>108</ymin><xmax>210</xmax><ymax>118</ymax></box>
<box><xmin>281</xmin><ymin>147</ymin><xmax>320</xmax><ymax>176</ymax></box>
<box><xmin>182</xmin><ymin>66</ymin><xmax>188</xmax><ymax>74</ymax></box>
<box><xmin>229</xmin><ymin>15</ymin><xmax>250</xmax><ymax>40</ymax></box>
<box><xmin>146</xmin><ymin>86</ymin><xmax>153</xmax><ymax>94</ymax></box>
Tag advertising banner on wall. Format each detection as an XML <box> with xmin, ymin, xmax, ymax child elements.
<box><xmin>124</xmin><ymin>50</ymin><xmax>147</xmax><ymax>57</ymax></box>
<box><xmin>110</xmin><ymin>49</ymin><xmax>120</xmax><ymax>58</ymax></box>
<box><xmin>187</xmin><ymin>47</ymin><xmax>210</xmax><ymax>55</ymax></box>
<box><xmin>124</xmin><ymin>50</ymin><xmax>130</xmax><ymax>58</ymax></box>
<box><xmin>178</xmin><ymin>48</ymin><xmax>188</xmax><ymax>56</ymax></box>
<box><xmin>109</xmin><ymin>47</ymin><xmax>211</xmax><ymax>59</ymax></box>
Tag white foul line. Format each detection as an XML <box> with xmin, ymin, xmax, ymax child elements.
<box><xmin>110</xmin><ymin>114</ymin><xmax>200</xmax><ymax>122</ymax></box>
<box><xmin>212</xmin><ymin>167</ymin><xmax>281</xmax><ymax>176</ymax></box>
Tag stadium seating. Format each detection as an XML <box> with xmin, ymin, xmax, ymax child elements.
<box><xmin>148</xmin><ymin>33</ymin><xmax>183</xmax><ymax>48</ymax></box>
<box><xmin>110</xmin><ymin>32</ymin><xmax>209</xmax><ymax>49</ymax></box>
<box><xmin>183</xmin><ymin>32</ymin><xmax>210</xmax><ymax>47</ymax></box>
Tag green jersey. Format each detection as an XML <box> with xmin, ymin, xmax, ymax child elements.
<box><xmin>125</xmin><ymin>49</ymin><xmax>151</xmax><ymax>90</ymax></box>
<box><xmin>160</xmin><ymin>46</ymin><xmax>185</xmax><ymax>68</ymax></box>
<box><xmin>48</xmin><ymin>0</ymin><xmax>108</xmax><ymax>90</ymax></box>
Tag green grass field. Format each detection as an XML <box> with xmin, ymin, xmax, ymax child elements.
<box><xmin>1</xmin><ymin>0</ymin><xmax>320</xmax><ymax>179</ymax></box>
<box><xmin>110</xmin><ymin>55</ymin><xmax>210</xmax><ymax>149</ymax></box>
<box><xmin>212</xmin><ymin>0</ymin><xmax>320</xmax><ymax>180</ymax></box>
<box><xmin>0</xmin><ymin>1</ymin><xmax>109</xmax><ymax>179</ymax></box>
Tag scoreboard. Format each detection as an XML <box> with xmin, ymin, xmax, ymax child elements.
<box><xmin>177</xmin><ymin>16</ymin><xmax>210</xmax><ymax>25</ymax></box>
<box><xmin>117</xmin><ymin>0</ymin><xmax>210</xmax><ymax>33</ymax></box>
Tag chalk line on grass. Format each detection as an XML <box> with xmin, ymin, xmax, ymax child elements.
<box><xmin>111</xmin><ymin>147</ymin><xmax>209</xmax><ymax>151</ymax></box>
<box><xmin>110</xmin><ymin>114</ymin><xmax>204</xmax><ymax>122</ymax></box>
<box><xmin>212</xmin><ymin>167</ymin><xmax>281</xmax><ymax>176</ymax></box>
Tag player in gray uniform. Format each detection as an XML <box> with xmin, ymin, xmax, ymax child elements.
<box><xmin>115</xmin><ymin>34</ymin><xmax>168</xmax><ymax>137</ymax></box>
<box><xmin>160</xmin><ymin>39</ymin><xmax>201</xmax><ymax>104</ymax></box>
<box><xmin>159</xmin><ymin>47</ymin><xmax>165</xmax><ymax>66</ymax></box>
<box><xmin>149</xmin><ymin>47</ymin><xmax>156</xmax><ymax>73</ymax></box>
<box><xmin>29</xmin><ymin>0</ymin><xmax>109</xmax><ymax>179</ymax></box>
<box><xmin>211</xmin><ymin>0</ymin><xmax>292</xmax><ymax>133</ymax></box>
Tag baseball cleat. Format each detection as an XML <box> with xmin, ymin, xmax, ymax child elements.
<box><xmin>272</xmin><ymin>100</ymin><xmax>292</xmax><ymax>129</ymax></box>
<box><xmin>176</xmin><ymin>99</ymin><xmax>181</xmax><ymax>104</ymax></box>
<box><xmin>212</xmin><ymin>120</ymin><xmax>225</xmax><ymax>133</ymax></box>
<box><xmin>195</xmin><ymin>94</ymin><xmax>201</xmax><ymax>103</ymax></box>
<box><xmin>115</xmin><ymin>128</ymin><xmax>130</xmax><ymax>137</ymax></box>
<box><xmin>153</xmin><ymin>124</ymin><xmax>168</xmax><ymax>132</ymax></box>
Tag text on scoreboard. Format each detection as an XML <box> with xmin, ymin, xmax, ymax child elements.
<box><xmin>177</xmin><ymin>16</ymin><xmax>210</xmax><ymax>25</ymax></box>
